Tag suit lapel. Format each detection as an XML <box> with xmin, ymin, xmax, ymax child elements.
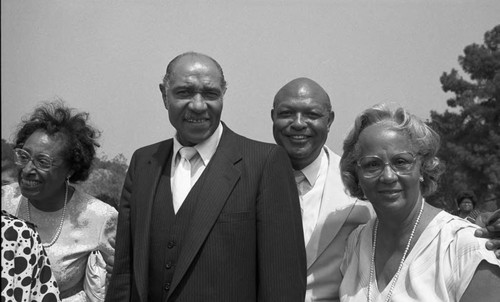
<box><xmin>167</xmin><ymin>126</ymin><xmax>241</xmax><ymax>299</ymax></box>
<box><xmin>134</xmin><ymin>140</ymin><xmax>173</xmax><ymax>302</ymax></box>
<box><xmin>305</xmin><ymin>147</ymin><xmax>356</xmax><ymax>269</ymax></box>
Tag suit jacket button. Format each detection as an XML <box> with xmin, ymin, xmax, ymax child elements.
<box><xmin>167</xmin><ymin>241</ymin><xmax>176</xmax><ymax>249</ymax></box>
<box><xmin>165</xmin><ymin>261</ymin><xmax>173</xmax><ymax>269</ymax></box>
<box><xmin>164</xmin><ymin>282</ymin><xmax>171</xmax><ymax>291</ymax></box>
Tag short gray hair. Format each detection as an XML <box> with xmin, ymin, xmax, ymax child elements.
<box><xmin>340</xmin><ymin>103</ymin><xmax>444</xmax><ymax>200</ymax></box>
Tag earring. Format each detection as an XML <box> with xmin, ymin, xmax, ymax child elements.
<box><xmin>419</xmin><ymin>176</ymin><xmax>424</xmax><ymax>182</ymax></box>
<box><xmin>66</xmin><ymin>176</ymin><xmax>70</xmax><ymax>184</ymax></box>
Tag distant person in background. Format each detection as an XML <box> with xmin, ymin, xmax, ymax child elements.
<box><xmin>455</xmin><ymin>190</ymin><xmax>481</xmax><ymax>223</ymax></box>
<box><xmin>1</xmin><ymin>139</ymin><xmax>18</xmax><ymax>186</ymax></box>
<box><xmin>2</xmin><ymin>210</ymin><xmax>61</xmax><ymax>302</ymax></box>
<box><xmin>1</xmin><ymin>101</ymin><xmax>118</xmax><ymax>301</ymax></box>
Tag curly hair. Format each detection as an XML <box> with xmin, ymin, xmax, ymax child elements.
<box><xmin>14</xmin><ymin>100</ymin><xmax>101</xmax><ymax>182</ymax></box>
<box><xmin>340</xmin><ymin>103</ymin><xmax>445</xmax><ymax>200</ymax></box>
<box><xmin>456</xmin><ymin>190</ymin><xmax>477</xmax><ymax>207</ymax></box>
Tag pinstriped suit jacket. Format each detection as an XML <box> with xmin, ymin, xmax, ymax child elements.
<box><xmin>105</xmin><ymin>124</ymin><xmax>306</xmax><ymax>302</ymax></box>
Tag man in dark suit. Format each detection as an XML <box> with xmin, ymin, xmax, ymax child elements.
<box><xmin>106</xmin><ymin>52</ymin><xmax>306</xmax><ymax>302</ymax></box>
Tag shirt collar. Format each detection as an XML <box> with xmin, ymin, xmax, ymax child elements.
<box><xmin>173</xmin><ymin>122</ymin><xmax>223</xmax><ymax>166</ymax></box>
<box><xmin>298</xmin><ymin>147</ymin><xmax>326</xmax><ymax>187</ymax></box>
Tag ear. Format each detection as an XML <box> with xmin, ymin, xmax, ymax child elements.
<box><xmin>218</xmin><ymin>86</ymin><xmax>227</xmax><ymax>104</ymax></box>
<box><xmin>327</xmin><ymin>111</ymin><xmax>335</xmax><ymax>130</ymax></box>
<box><xmin>270</xmin><ymin>108</ymin><xmax>275</xmax><ymax>121</ymax></box>
<box><xmin>159</xmin><ymin>83</ymin><xmax>169</xmax><ymax>110</ymax></box>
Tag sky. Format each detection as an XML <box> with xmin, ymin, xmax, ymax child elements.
<box><xmin>2</xmin><ymin>0</ymin><xmax>499</xmax><ymax>162</ymax></box>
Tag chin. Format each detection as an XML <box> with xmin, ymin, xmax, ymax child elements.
<box><xmin>370</xmin><ymin>195</ymin><xmax>403</xmax><ymax>207</ymax></box>
<box><xmin>19</xmin><ymin>189</ymin><xmax>39</xmax><ymax>200</ymax></box>
<box><xmin>288</xmin><ymin>146</ymin><xmax>311</xmax><ymax>158</ymax></box>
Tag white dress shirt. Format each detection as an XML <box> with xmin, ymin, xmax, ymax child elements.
<box><xmin>170</xmin><ymin>123</ymin><xmax>223</xmax><ymax>213</ymax></box>
<box><xmin>296</xmin><ymin>148</ymin><xmax>328</xmax><ymax>245</ymax></box>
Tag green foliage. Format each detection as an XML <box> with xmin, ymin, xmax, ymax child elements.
<box><xmin>77</xmin><ymin>153</ymin><xmax>129</xmax><ymax>209</ymax></box>
<box><xmin>1</xmin><ymin>139</ymin><xmax>18</xmax><ymax>186</ymax></box>
<box><xmin>1</xmin><ymin>139</ymin><xmax>15</xmax><ymax>163</ymax></box>
<box><xmin>427</xmin><ymin>25</ymin><xmax>500</xmax><ymax>211</ymax></box>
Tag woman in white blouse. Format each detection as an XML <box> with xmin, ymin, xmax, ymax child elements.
<box><xmin>2</xmin><ymin>101</ymin><xmax>117</xmax><ymax>301</ymax></box>
<box><xmin>339</xmin><ymin>103</ymin><xmax>500</xmax><ymax>302</ymax></box>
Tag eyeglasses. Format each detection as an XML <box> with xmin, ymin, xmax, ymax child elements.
<box><xmin>357</xmin><ymin>152</ymin><xmax>418</xmax><ymax>179</ymax></box>
<box><xmin>14</xmin><ymin>148</ymin><xmax>59</xmax><ymax>171</ymax></box>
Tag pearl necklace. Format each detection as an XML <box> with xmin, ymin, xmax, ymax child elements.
<box><xmin>367</xmin><ymin>200</ymin><xmax>424</xmax><ymax>302</ymax></box>
<box><xmin>26</xmin><ymin>181</ymin><xmax>68</xmax><ymax>248</ymax></box>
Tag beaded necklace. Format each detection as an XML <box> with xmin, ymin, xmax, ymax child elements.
<box><xmin>367</xmin><ymin>200</ymin><xmax>424</xmax><ymax>302</ymax></box>
<box><xmin>26</xmin><ymin>181</ymin><xmax>68</xmax><ymax>248</ymax></box>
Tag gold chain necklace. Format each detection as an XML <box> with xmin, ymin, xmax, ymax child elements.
<box><xmin>367</xmin><ymin>200</ymin><xmax>424</xmax><ymax>302</ymax></box>
<box><xmin>26</xmin><ymin>181</ymin><xmax>68</xmax><ymax>248</ymax></box>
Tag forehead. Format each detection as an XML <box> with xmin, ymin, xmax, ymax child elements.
<box><xmin>23</xmin><ymin>130</ymin><xmax>67</xmax><ymax>156</ymax></box>
<box><xmin>169</xmin><ymin>55</ymin><xmax>222</xmax><ymax>87</ymax></box>
<box><xmin>357</xmin><ymin>123</ymin><xmax>414</xmax><ymax>155</ymax></box>
<box><xmin>275</xmin><ymin>95</ymin><xmax>329</xmax><ymax>111</ymax></box>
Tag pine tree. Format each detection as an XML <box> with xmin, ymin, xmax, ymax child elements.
<box><xmin>427</xmin><ymin>25</ymin><xmax>500</xmax><ymax>211</ymax></box>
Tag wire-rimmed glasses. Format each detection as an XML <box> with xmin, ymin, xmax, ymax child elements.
<box><xmin>14</xmin><ymin>148</ymin><xmax>59</xmax><ymax>172</ymax></box>
<box><xmin>357</xmin><ymin>152</ymin><xmax>418</xmax><ymax>179</ymax></box>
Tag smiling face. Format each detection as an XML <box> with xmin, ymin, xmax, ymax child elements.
<box><xmin>356</xmin><ymin>123</ymin><xmax>422</xmax><ymax>215</ymax></box>
<box><xmin>17</xmin><ymin>130</ymin><xmax>71</xmax><ymax>203</ymax></box>
<box><xmin>160</xmin><ymin>54</ymin><xmax>225</xmax><ymax>146</ymax></box>
<box><xmin>271</xmin><ymin>78</ymin><xmax>334</xmax><ymax>170</ymax></box>
<box><xmin>459</xmin><ymin>198</ymin><xmax>474</xmax><ymax>212</ymax></box>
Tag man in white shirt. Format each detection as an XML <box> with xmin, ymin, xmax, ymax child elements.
<box><xmin>271</xmin><ymin>77</ymin><xmax>500</xmax><ymax>302</ymax></box>
<box><xmin>271</xmin><ymin>77</ymin><xmax>374</xmax><ymax>302</ymax></box>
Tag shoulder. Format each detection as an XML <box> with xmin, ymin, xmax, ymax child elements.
<box><xmin>71</xmin><ymin>187</ymin><xmax>118</xmax><ymax>220</ymax></box>
<box><xmin>226</xmin><ymin>127</ymin><xmax>278</xmax><ymax>150</ymax></box>
<box><xmin>324</xmin><ymin>145</ymin><xmax>341</xmax><ymax>160</ymax></box>
<box><xmin>134</xmin><ymin>139</ymin><xmax>172</xmax><ymax>155</ymax></box>
<box><xmin>2</xmin><ymin>182</ymin><xmax>22</xmax><ymax>198</ymax></box>
<box><xmin>344</xmin><ymin>219</ymin><xmax>373</xmax><ymax>255</ymax></box>
<box><xmin>1</xmin><ymin>183</ymin><xmax>23</xmax><ymax>215</ymax></box>
<box><xmin>433</xmin><ymin>212</ymin><xmax>497</xmax><ymax>262</ymax></box>
<box><xmin>324</xmin><ymin>146</ymin><xmax>343</xmax><ymax>173</ymax></box>
<box><xmin>125</xmin><ymin>139</ymin><xmax>173</xmax><ymax>170</ymax></box>
<box><xmin>350</xmin><ymin>200</ymin><xmax>376</xmax><ymax>222</ymax></box>
<box><xmin>343</xmin><ymin>219</ymin><xmax>373</xmax><ymax>264</ymax></box>
<box><xmin>426</xmin><ymin>212</ymin><xmax>500</xmax><ymax>299</ymax></box>
<box><xmin>221</xmin><ymin>125</ymin><xmax>287</xmax><ymax>159</ymax></box>
<box><xmin>434</xmin><ymin>211</ymin><xmax>480</xmax><ymax>237</ymax></box>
